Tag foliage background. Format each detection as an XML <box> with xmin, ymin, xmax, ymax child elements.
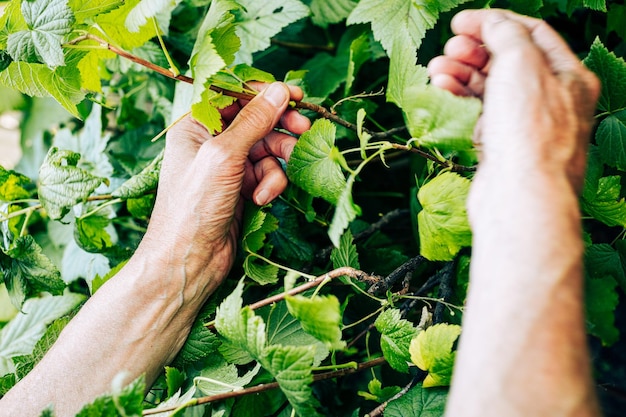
<box><xmin>0</xmin><ymin>0</ymin><xmax>625</xmax><ymax>416</ymax></box>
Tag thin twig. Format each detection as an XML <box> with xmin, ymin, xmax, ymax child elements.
<box><xmin>246</xmin><ymin>267</ymin><xmax>381</xmax><ymax>312</ymax></box>
<box><xmin>391</xmin><ymin>143</ymin><xmax>476</xmax><ymax>172</ymax></box>
<box><xmin>66</xmin><ymin>34</ymin><xmax>474</xmax><ymax>171</ymax></box>
<box><xmin>433</xmin><ymin>261</ymin><xmax>456</xmax><ymax>324</ymax></box>
<box><xmin>368</xmin><ymin>255</ymin><xmax>426</xmax><ymax>295</ymax></box>
<box><xmin>365</xmin><ymin>373</ymin><xmax>423</xmax><ymax>417</ymax></box>
<box><xmin>142</xmin><ymin>357</ymin><xmax>387</xmax><ymax>415</ymax></box>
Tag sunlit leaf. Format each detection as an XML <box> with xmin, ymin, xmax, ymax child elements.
<box><xmin>285</xmin><ymin>294</ymin><xmax>345</xmax><ymax>350</ymax></box>
<box><xmin>6</xmin><ymin>0</ymin><xmax>74</xmax><ymax>67</ymax></box>
<box><xmin>409</xmin><ymin>323</ymin><xmax>461</xmax><ymax>387</ymax></box>
<box><xmin>287</xmin><ymin>119</ymin><xmax>346</xmax><ymax>205</ymax></box>
<box><xmin>347</xmin><ymin>0</ymin><xmax>471</xmax><ymax>55</ymax></box>
<box><xmin>417</xmin><ymin>172</ymin><xmax>472</xmax><ymax>261</ymax></box>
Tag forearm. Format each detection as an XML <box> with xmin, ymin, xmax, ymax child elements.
<box><xmin>446</xmin><ymin>165</ymin><xmax>600</xmax><ymax>417</ymax></box>
<box><xmin>0</xmin><ymin>240</ymin><xmax>220</xmax><ymax>417</ymax></box>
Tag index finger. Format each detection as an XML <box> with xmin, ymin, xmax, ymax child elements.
<box><xmin>451</xmin><ymin>9</ymin><xmax>583</xmax><ymax>74</ymax></box>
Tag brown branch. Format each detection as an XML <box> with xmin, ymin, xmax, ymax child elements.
<box><xmin>142</xmin><ymin>357</ymin><xmax>387</xmax><ymax>415</ymax></box>
<box><xmin>66</xmin><ymin>34</ymin><xmax>474</xmax><ymax>172</ymax></box>
<box><xmin>246</xmin><ymin>267</ymin><xmax>381</xmax><ymax>312</ymax></box>
<box><xmin>365</xmin><ymin>373</ymin><xmax>422</xmax><ymax>417</ymax></box>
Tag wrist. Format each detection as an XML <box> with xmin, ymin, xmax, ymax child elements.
<box><xmin>124</xmin><ymin>230</ymin><xmax>230</xmax><ymax>310</ymax></box>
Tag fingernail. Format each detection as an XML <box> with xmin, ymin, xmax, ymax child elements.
<box><xmin>255</xmin><ymin>189</ymin><xmax>270</xmax><ymax>206</ymax></box>
<box><xmin>262</xmin><ymin>83</ymin><xmax>287</xmax><ymax>108</ymax></box>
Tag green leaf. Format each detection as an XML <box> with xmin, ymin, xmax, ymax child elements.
<box><xmin>328</xmin><ymin>175</ymin><xmax>361</xmax><ymax>247</ymax></box>
<box><xmin>91</xmin><ymin>259</ymin><xmax>127</xmax><ymax>294</ymax></box>
<box><xmin>195</xmin><ymin>357</ymin><xmax>261</xmax><ymax>396</ymax></box>
<box><xmin>403</xmin><ymin>85</ymin><xmax>481</xmax><ymax>152</ymax></box>
<box><xmin>0</xmin><ymin>373</ymin><xmax>16</xmax><ymax>396</ymax></box>
<box><xmin>417</xmin><ymin>172</ymin><xmax>472</xmax><ymax>261</ymax></box>
<box><xmin>331</xmin><ymin>229</ymin><xmax>360</xmax><ymax>269</ymax></box>
<box><xmin>0</xmin><ymin>51</ymin><xmax>13</xmax><ymax>74</ymax></box>
<box><xmin>69</xmin><ymin>0</ymin><xmax>123</xmax><ymax>24</ymax></box>
<box><xmin>595</xmin><ymin>109</ymin><xmax>626</xmax><ymax>170</ymax></box>
<box><xmin>287</xmin><ymin>119</ymin><xmax>346</xmax><ymax>205</ymax></box>
<box><xmin>74</xmin><ymin>214</ymin><xmax>114</xmax><ymax>253</ymax></box>
<box><xmin>261</xmin><ymin>345</ymin><xmax>321</xmax><ymax>417</ymax></box>
<box><xmin>385</xmin><ymin>383</ymin><xmax>448</xmax><ymax>417</ymax></box>
<box><xmin>0</xmin><ymin>56</ymin><xmax>86</xmax><ymax>118</ymax></box>
<box><xmin>345</xmin><ymin>33</ymin><xmax>370</xmax><ymax>94</ymax></box>
<box><xmin>302</xmin><ymin>52</ymin><xmax>349</xmax><ymax>99</ymax></box>
<box><xmin>165</xmin><ymin>366</ymin><xmax>185</xmax><ymax>398</ymax></box>
<box><xmin>6</xmin><ymin>0</ymin><xmax>74</xmax><ymax>67</ymax></box>
<box><xmin>608</xmin><ymin>4</ymin><xmax>626</xmax><ymax>41</ymax></box>
<box><xmin>76</xmin><ymin>375</ymin><xmax>145</xmax><ymax>417</ymax></box>
<box><xmin>38</xmin><ymin>147</ymin><xmax>105</xmax><ymax>220</ymax></box>
<box><xmin>191</xmin><ymin>87</ymin><xmax>225</xmax><ymax>134</ymax></box>
<box><xmin>0</xmin><ymin>284</ymin><xmax>18</xmax><ymax>323</ymax></box>
<box><xmin>0</xmin><ymin>0</ymin><xmax>28</xmax><ymax>48</ymax></box>
<box><xmin>268</xmin><ymin>203</ymin><xmax>315</xmax><ymax>262</ymax></box>
<box><xmin>387</xmin><ymin>40</ymin><xmax>429</xmax><ymax>108</ymax></box>
<box><xmin>285</xmin><ymin>294</ymin><xmax>345</xmax><ymax>350</ymax></box>
<box><xmin>242</xmin><ymin>205</ymin><xmax>279</xmax><ymax>254</ymax></box>
<box><xmin>93</xmin><ymin>0</ymin><xmax>156</xmax><ymax>50</ymax></box>
<box><xmin>243</xmin><ymin>255</ymin><xmax>279</xmax><ymax>285</ymax></box>
<box><xmin>582</xmin><ymin>145</ymin><xmax>603</xmax><ymax>201</ymax></box>
<box><xmin>347</xmin><ymin>0</ymin><xmax>471</xmax><ymax>55</ymax></box>
<box><xmin>0</xmin><ymin>293</ymin><xmax>84</xmax><ymax>373</ymax></box>
<box><xmin>173</xmin><ymin>314</ymin><xmax>220</xmax><ymax>367</ymax></box>
<box><xmin>584</xmin><ymin>0</ymin><xmax>606</xmax><ymax>11</ymax></box>
<box><xmin>1</xmin><ymin>236</ymin><xmax>66</xmax><ymax>309</ymax></box>
<box><xmin>581</xmin><ymin>175</ymin><xmax>626</xmax><ymax>227</ymax></box>
<box><xmin>52</xmin><ymin>104</ymin><xmax>114</xmax><ymax>180</ymax></box>
<box><xmin>585</xmin><ymin>275</ymin><xmax>619</xmax><ymax>346</ymax></box>
<box><xmin>189</xmin><ymin>2</ymin><xmax>240</xmax><ymax>132</ymax></box>
<box><xmin>125</xmin><ymin>0</ymin><xmax>176</xmax><ymax>32</ymax></box>
<box><xmin>585</xmin><ymin>243</ymin><xmax>626</xmax><ymax>292</ymax></box>
<box><xmin>358</xmin><ymin>377</ymin><xmax>401</xmax><ymax>402</ymax></box>
<box><xmin>374</xmin><ymin>308</ymin><xmax>418</xmax><ymax>373</ymax></box>
<box><xmin>112</xmin><ymin>149</ymin><xmax>163</xmax><ymax>199</ymax></box>
<box><xmin>583</xmin><ymin>38</ymin><xmax>626</xmax><ymax>114</ymax></box>
<box><xmin>309</xmin><ymin>0</ymin><xmax>357</xmax><ymax>28</ymax></box>
<box><xmin>126</xmin><ymin>195</ymin><xmax>155</xmax><ymax>220</ymax></box>
<box><xmin>261</xmin><ymin>301</ymin><xmax>329</xmax><ymax>366</ymax></box>
<box><xmin>233</xmin><ymin>0</ymin><xmax>310</xmax><ymax>64</ymax></box>
<box><xmin>409</xmin><ymin>323</ymin><xmax>461</xmax><ymax>387</ymax></box>
<box><xmin>214</xmin><ymin>279</ymin><xmax>266</xmax><ymax>361</ymax></box>
<box><xmin>0</xmin><ymin>166</ymin><xmax>31</xmax><ymax>201</ymax></box>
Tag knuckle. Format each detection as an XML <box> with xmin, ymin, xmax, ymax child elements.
<box><xmin>235</xmin><ymin>104</ymin><xmax>275</xmax><ymax>136</ymax></box>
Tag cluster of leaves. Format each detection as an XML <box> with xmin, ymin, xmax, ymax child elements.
<box><xmin>0</xmin><ymin>0</ymin><xmax>625</xmax><ymax>416</ymax></box>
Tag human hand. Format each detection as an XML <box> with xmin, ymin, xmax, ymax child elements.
<box><xmin>427</xmin><ymin>9</ymin><xmax>600</xmax><ymax>192</ymax></box>
<box><xmin>140</xmin><ymin>82</ymin><xmax>310</xmax><ymax>303</ymax></box>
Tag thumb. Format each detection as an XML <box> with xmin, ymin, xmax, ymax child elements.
<box><xmin>215</xmin><ymin>82</ymin><xmax>290</xmax><ymax>154</ymax></box>
<box><xmin>480</xmin><ymin>11</ymin><xmax>537</xmax><ymax>58</ymax></box>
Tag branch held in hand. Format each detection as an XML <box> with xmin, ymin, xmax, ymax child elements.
<box><xmin>66</xmin><ymin>34</ymin><xmax>474</xmax><ymax>172</ymax></box>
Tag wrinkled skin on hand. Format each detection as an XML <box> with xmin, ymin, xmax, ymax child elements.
<box><xmin>428</xmin><ymin>9</ymin><xmax>600</xmax><ymax>194</ymax></box>
<box><xmin>141</xmin><ymin>82</ymin><xmax>311</xmax><ymax>305</ymax></box>
<box><xmin>428</xmin><ymin>10</ymin><xmax>602</xmax><ymax>417</ymax></box>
